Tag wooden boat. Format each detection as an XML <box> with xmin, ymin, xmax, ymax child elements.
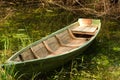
<box><xmin>2</xmin><ymin>18</ymin><xmax>101</xmax><ymax>79</ymax></box>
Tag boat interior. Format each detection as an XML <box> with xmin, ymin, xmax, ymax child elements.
<box><xmin>13</xmin><ymin>20</ymin><xmax>98</xmax><ymax>62</ymax></box>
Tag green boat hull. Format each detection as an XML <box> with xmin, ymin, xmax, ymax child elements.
<box><xmin>4</xmin><ymin>43</ymin><xmax>90</xmax><ymax>78</ymax></box>
<box><xmin>2</xmin><ymin>18</ymin><xmax>101</xmax><ymax>79</ymax></box>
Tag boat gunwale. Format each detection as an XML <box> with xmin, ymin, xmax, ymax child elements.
<box><xmin>6</xmin><ymin>19</ymin><xmax>101</xmax><ymax>65</ymax></box>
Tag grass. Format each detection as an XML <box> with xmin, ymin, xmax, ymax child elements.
<box><xmin>45</xmin><ymin>20</ymin><xmax>120</xmax><ymax>80</ymax></box>
<box><xmin>0</xmin><ymin>7</ymin><xmax>120</xmax><ymax>80</ymax></box>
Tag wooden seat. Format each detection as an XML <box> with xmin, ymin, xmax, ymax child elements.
<box><xmin>71</xmin><ymin>25</ymin><xmax>98</xmax><ymax>35</ymax></box>
<box><xmin>55</xmin><ymin>29</ymin><xmax>87</xmax><ymax>47</ymax></box>
<box><xmin>43</xmin><ymin>37</ymin><xmax>73</xmax><ymax>56</ymax></box>
<box><xmin>16</xmin><ymin>49</ymin><xmax>36</xmax><ymax>61</ymax></box>
<box><xmin>30</xmin><ymin>43</ymin><xmax>50</xmax><ymax>58</ymax></box>
<box><xmin>14</xmin><ymin>43</ymin><xmax>50</xmax><ymax>61</ymax></box>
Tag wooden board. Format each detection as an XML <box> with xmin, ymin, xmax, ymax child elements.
<box><xmin>72</xmin><ymin>25</ymin><xmax>98</xmax><ymax>33</ymax></box>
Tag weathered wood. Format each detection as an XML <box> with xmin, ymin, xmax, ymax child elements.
<box><xmin>72</xmin><ymin>31</ymin><xmax>95</xmax><ymax>35</ymax></box>
<box><xmin>19</xmin><ymin>54</ymin><xmax>24</xmax><ymax>61</ymax></box>
<box><xmin>43</xmin><ymin>41</ymin><xmax>54</xmax><ymax>53</ymax></box>
<box><xmin>71</xmin><ymin>26</ymin><xmax>97</xmax><ymax>33</ymax></box>
<box><xmin>2</xmin><ymin>18</ymin><xmax>101</xmax><ymax>79</ymax></box>
<box><xmin>55</xmin><ymin>35</ymin><xmax>79</xmax><ymax>48</ymax></box>
<box><xmin>30</xmin><ymin>48</ymin><xmax>40</xmax><ymax>59</ymax></box>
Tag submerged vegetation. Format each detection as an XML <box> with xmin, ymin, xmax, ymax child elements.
<box><xmin>0</xmin><ymin>0</ymin><xmax>120</xmax><ymax>80</ymax></box>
